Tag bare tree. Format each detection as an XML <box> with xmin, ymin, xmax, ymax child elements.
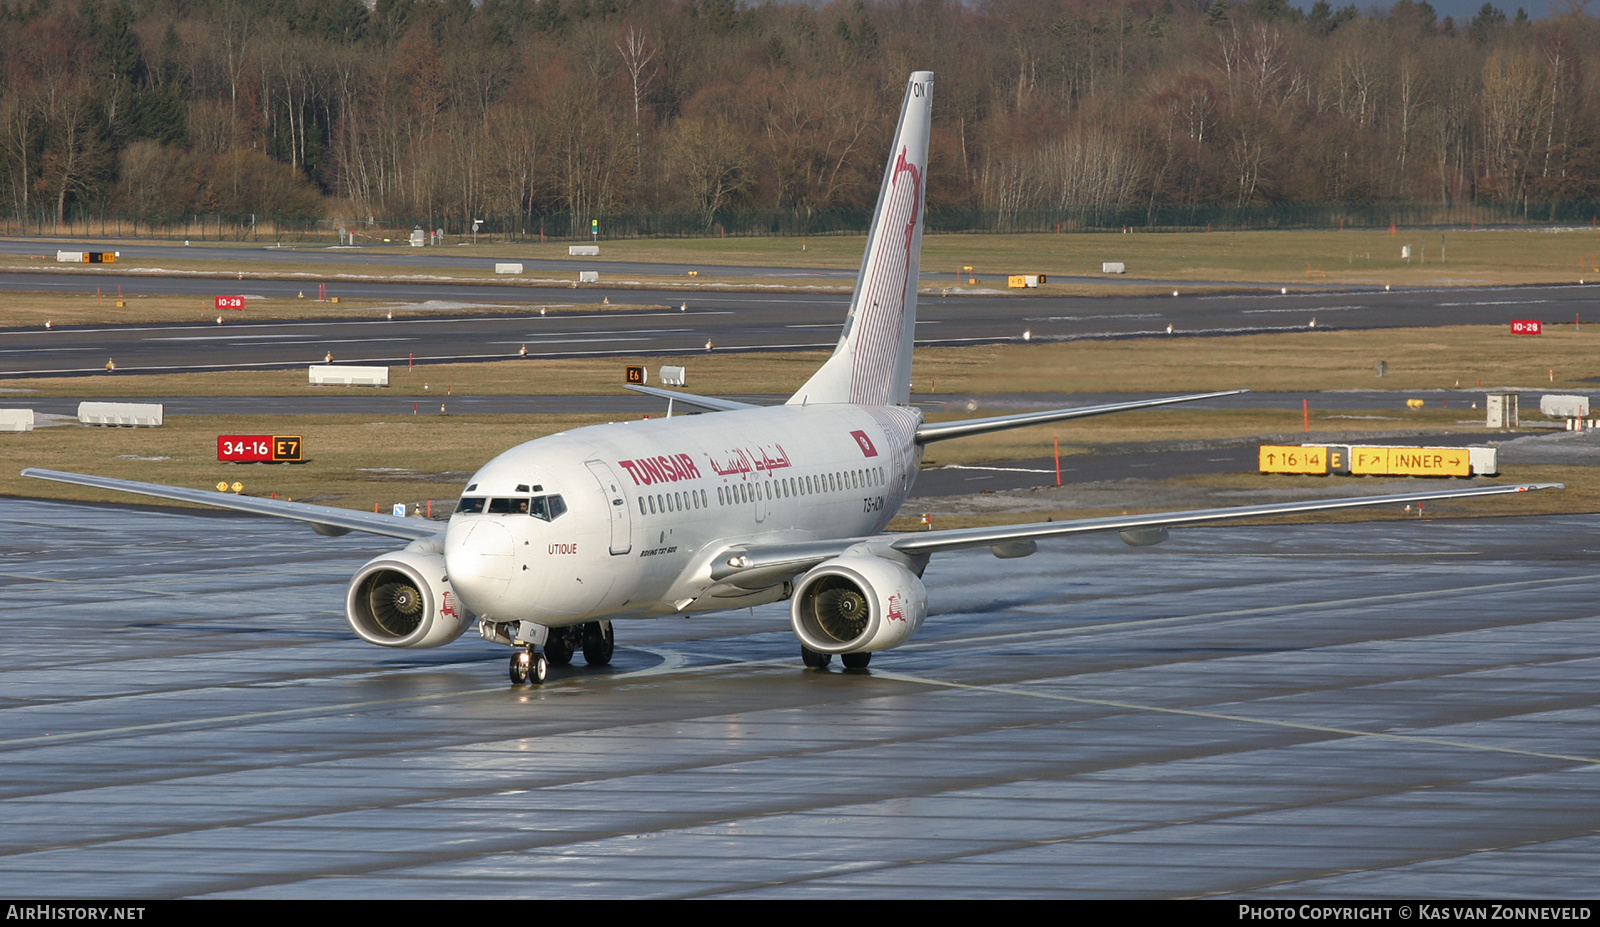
<box><xmin>665</xmin><ymin>113</ymin><xmax>751</xmax><ymax>227</ymax></box>
<box><xmin>618</xmin><ymin>25</ymin><xmax>658</xmax><ymax>133</ymax></box>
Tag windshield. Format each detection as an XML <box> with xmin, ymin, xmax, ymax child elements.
<box><xmin>458</xmin><ymin>494</ymin><xmax>565</xmax><ymax>520</ymax></box>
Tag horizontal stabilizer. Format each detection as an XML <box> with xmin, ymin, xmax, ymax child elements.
<box><xmin>21</xmin><ymin>468</ymin><xmax>442</xmax><ymax>541</ymax></box>
<box><xmin>623</xmin><ymin>384</ymin><xmax>759</xmax><ymax>412</ymax></box>
<box><xmin>916</xmin><ymin>390</ymin><xmax>1248</xmax><ymax>444</ymax></box>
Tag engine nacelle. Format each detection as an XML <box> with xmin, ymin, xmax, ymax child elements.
<box><xmin>345</xmin><ymin>542</ymin><xmax>473</xmax><ymax>648</ymax></box>
<box><xmin>791</xmin><ymin>555</ymin><xmax>928</xmax><ymax>654</ymax></box>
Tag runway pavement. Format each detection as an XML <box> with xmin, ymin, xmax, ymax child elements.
<box><xmin>3</xmin><ymin>497</ymin><xmax>1598</xmax><ymax>898</ymax></box>
<box><xmin>3</xmin><ymin>273</ymin><xmax>1595</xmax><ymax>377</ymax></box>
<box><xmin>0</xmin><ymin>237</ymin><xmax>863</xmax><ymax>279</ymax></box>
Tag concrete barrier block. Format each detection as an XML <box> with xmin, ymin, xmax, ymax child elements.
<box><xmin>0</xmin><ymin>409</ymin><xmax>34</xmax><ymax>432</ymax></box>
<box><xmin>309</xmin><ymin>365</ymin><xmax>389</xmax><ymax>387</ymax></box>
<box><xmin>1102</xmin><ymin>262</ymin><xmax>1125</xmax><ymax>274</ymax></box>
<box><xmin>78</xmin><ymin>402</ymin><xmax>163</xmax><ymax>427</ymax></box>
<box><xmin>1540</xmin><ymin>394</ymin><xmax>1590</xmax><ymax>418</ymax></box>
<box><xmin>578</xmin><ymin>271</ymin><xmax>599</xmax><ymax>283</ymax></box>
<box><xmin>494</xmin><ymin>263</ymin><xmax>523</xmax><ymax>275</ymax></box>
<box><xmin>569</xmin><ymin>245</ymin><xmax>600</xmax><ymax>256</ymax></box>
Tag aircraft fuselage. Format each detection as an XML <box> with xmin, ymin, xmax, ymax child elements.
<box><xmin>444</xmin><ymin>403</ymin><xmax>924</xmax><ymax>625</ymax></box>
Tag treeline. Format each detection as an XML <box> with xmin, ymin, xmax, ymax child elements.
<box><xmin>1</xmin><ymin>0</ymin><xmax>1598</xmax><ymax>236</ymax></box>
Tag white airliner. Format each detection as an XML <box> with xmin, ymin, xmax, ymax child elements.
<box><xmin>26</xmin><ymin>72</ymin><xmax>1558</xmax><ymax>684</ymax></box>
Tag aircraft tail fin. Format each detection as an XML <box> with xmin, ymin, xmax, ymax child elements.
<box><xmin>789</xmin><ymin>71</ymin><xmax>932</xmax><ymax>408</ymax></box>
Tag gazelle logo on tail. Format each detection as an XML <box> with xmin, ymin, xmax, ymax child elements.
<box><xmin>848</xmin><ymin>147</ymin><xmax>923</xmax><ymax>406</ymax></box>
<box><xmin>790</xmin><ymin>72</ymin><xmax>933</xmax><ymax>410</ymax></box>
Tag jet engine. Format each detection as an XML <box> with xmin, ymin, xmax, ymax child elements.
<box><xmin>345</xmin><ymin>540</ymin><xmax>473</xmax><ymax>648</ymax></box>
<box><xmin>791</xmin><ymin>555</ymin><xmax>927</xmax><ymax>654</ymax></box>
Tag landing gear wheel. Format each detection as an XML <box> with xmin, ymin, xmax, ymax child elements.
<box><xmin>545</xmin><ymin>629</ymin><xmax>576</xmax><ymax>667</ymax></box>
<box><xmin>582</xmin><ymin>621</ymin><xmax>615</xmax><ymax>666</ymax></box>
<box><xmin>509</xmin><ymin>650</ymin><xmax>531</xmax><ymax>684</ymax></box>
<box><xmin>509</xmin><ymin>649</ymin><xmax>549</xmax><ymax>685</ymax></box>
<box><xmin>801</xmin><ymin>645</ymin><xmax>832</xmax><ymax>669</ymax></box>
<box><xmin>841</xmin><ymin>652</ymin><xmax>872</xmax><ymax>669</ymax></box>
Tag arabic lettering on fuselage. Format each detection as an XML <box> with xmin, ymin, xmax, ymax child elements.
<box><xmin>708</xmin><ymin>443</ymin><xmax>792</xmax><ymax>478</ymax></box>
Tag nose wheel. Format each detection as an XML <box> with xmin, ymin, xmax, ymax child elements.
<box><xmin>510</xmin><ymin>648</ymin><xmax>549</xmax><ymax>685</ymax></box>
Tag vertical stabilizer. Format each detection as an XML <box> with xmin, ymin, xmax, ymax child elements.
<box><xmin>789</xmin><ymin>72</ymin><xmax>932</xmax><ymax>408</ymax></box>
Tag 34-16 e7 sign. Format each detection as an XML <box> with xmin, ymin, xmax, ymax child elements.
<box><xmin>218</xmin><ymin>435</ymin><xmax>303</xmax><ymax>463</ymax></box>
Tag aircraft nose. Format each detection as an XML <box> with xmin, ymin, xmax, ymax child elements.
<box><xmin>445</xmin><ymin>520</ymin><xmax>515</xmax><ymax>613</ymax></box>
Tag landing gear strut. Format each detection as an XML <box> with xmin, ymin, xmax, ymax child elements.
<box><xmin>509</xmin><ymin>648</ymin><xmax>549</xmax><ymax>685</ymax></box>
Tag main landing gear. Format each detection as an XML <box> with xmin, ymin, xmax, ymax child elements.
<box><xmin>800</xmin><ymin>646</ymin><xmax>871</xmax><ymax>670</ymax></box>
<box><xmin>508</xmin><ymin>620</ymin><xmax>614</xmax><ymax>685</ymax></box>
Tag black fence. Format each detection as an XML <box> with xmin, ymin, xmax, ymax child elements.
<box><xmin>6</xmin><ymin>200</ymin><xmax>1599</xmax><ymax>243</ymax></box>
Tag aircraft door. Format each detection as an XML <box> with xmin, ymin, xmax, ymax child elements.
<box><xmin>584</xmin><ymin>460</ymin><xmax>632</xmax><ymax>555</ymax></box>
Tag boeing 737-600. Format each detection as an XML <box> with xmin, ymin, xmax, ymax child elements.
<box><xmin>25</xmin><ymin>72</ymin><xmax>1558</xmax><ymax>684</ymax></box>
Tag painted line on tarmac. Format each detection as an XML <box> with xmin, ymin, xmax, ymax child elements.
<box><xmin>914</xmin><ymin>572</ymin><xmax>1600</xmax><ymax>651</ymax></box>
<box><xmin>864</xmin><ymin>668</ymin><xmax>1600</xmax><ymax>766</ymax></box>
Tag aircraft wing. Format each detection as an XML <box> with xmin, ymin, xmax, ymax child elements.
<box><xmin>21</xmin><ymin>468</ymin><xmax>443</xmax><ymax>541</ymax></box>
<box><xmin>915</xmin><ymin>390</ymin><xmax>1247</xmax><ymax>443</ymax></box>
<box><xmin>624</xmin><ymin>384</ymin><xmax>760</xmax><ymax>412</ymax></box>
<box><xmin>708</xmin><ymin>481</ymin><xmax>1560</xmax><ymax>584</ymax></box>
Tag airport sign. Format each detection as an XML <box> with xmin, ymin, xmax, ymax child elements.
<box><xmin>215</xmin><ymin>295</ymin><xmax>245</xmax><ymax>310</ymax></box>
<box><xmin>218</xmin><ymin>435</ymin><xmax>303</xmax><ymax>463</ymax></box>
<box><xmin>1259</xmin><ymin>445</ymin><xmax>1329</xmax><ymax>474</ymax></box>
<box><xmin>1511</xmin><ymin>319</ymin><xmax>1542</xmax><ymax>334</ymax></box>
<box><xmin>1349</xmin><ymin>446</ymin><xmax>1470</xmax><ymax>477</ymax></box>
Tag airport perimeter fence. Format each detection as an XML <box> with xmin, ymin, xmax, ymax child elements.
<box><xmin>6</xmin><ymin>200</ymin><xmax>1600</xmax><ymax>244</ymax></box>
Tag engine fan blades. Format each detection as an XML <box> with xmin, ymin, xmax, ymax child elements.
<box><xmin>814</xmin><ymin>587</ymin><xmax>870</xmax><ymax>642</ymax></box>
<box><xmin>369</xmin><ymin>581</ymin><xmax>425</xmax><ymax>636</ymax></box>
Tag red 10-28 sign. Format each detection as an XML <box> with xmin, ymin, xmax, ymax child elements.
<box><xmin>215</xmin><ymin>295</ymin><xmax>245</xmax><ymax>310</ymax></box>
<box><xmin>218</xmin><ymin>435</ymin><xmax>303</xmax><ymax>462</ymax></box>
<box><xmin>1511</xmin><ymin>319</ymin><xmax>1542</xmax><ymax>335</ymax></box>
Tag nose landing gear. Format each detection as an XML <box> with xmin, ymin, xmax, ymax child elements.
<box><xmin>509</xmin><ymin>648</ymin><xmax>549</xmax><ymax>685</ymax></box>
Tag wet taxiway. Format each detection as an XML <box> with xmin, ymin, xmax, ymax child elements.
<box><xmin>3</xmin><ymin>497</ymin><xmax>1598</xmax><ymax>898</ymax></box>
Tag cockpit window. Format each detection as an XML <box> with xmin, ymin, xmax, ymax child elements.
<box><xmin>461</xmin><ymin>494</ymin><xmax>567</xmax><ymax>520</ymax></box>
<box><xmin>529</xmin><ymin>495</ymin><xmax>567</xmax><ymax>521</ymax></box>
